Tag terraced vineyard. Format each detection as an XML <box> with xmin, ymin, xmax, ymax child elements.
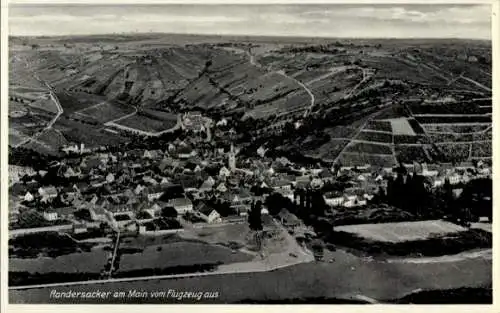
<box><xmin>8</xmin><ymin>36</ymin><xmax>492</xmax><ymax>161</ymax></box>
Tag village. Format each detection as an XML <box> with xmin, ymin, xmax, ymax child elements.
<box><xmin>9</xmin><ymin>109</ymin><xmax>492</xmax><ymax>240</ymax></box>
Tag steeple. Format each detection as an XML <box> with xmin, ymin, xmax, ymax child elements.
<box><xmin>228</xmin><ymin>143</ymin><xmax>236</xmax><ymax>171</ymax></box>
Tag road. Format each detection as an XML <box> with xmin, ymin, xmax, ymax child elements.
<box><xmin>275</xmin><ymin>71</ymin><xmax>315</xmax><ymax>118</ymax></box>
<box><xmin>108</xmin><ymin>230</ymin><xmax>121</xmax><ymax>278</ymax></box>
<box><xmin>332</xmin><ymin>109</ymin><xmax>391</xmax><ymax>165</ymax></box>
<box><xmin>104</xmin><ymin>107</ymin><xmax>138</xmax><ymax>125</ymax></box>
<box><xmin>9</xmin><ymin>247</ymin><xmax>491</xmax><ymax>303</ymax></box>
<box><xmin>344</xmin><ymin>67</ymin><xmax>372</xmax><ymax>99</ymax></box>
<box><xmin>105</xmin><ymin>112</ymin><xmax>181</xmax><ymax>137</ymax></box>
<box><xmin>459</xmin><ymin>76</ymin><xmax>492</xmax><ymax>92</ymax></box>
<box><xmin>304</xmin><ymin>65</ymin><xmax>358</xmax><ymax>86</ymax></box>
<box><xmin>241</xmin><ymin>48</ymin><xmax>315</xmax><ymax>118</ymax></box>
<box><xmin>13</xmin><ymin>81</ymin><xmax>64</xmax><ymax>148</ymax></box>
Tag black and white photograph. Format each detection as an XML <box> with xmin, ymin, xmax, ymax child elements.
<box><xmin>6</xmin><ymin>0</ymin><xmax>494</xmax><ymax>305</ymax></box>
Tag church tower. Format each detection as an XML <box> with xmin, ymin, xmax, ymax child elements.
<box><xmin>228</xmin><ymin>144</ymin><xmax>236</xmax><ymax>172</ymax></box>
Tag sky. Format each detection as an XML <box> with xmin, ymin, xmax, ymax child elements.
<box><xmin>8</xmin><ymin>2</ymin><xmax>492</xmax><ymax>39</ymax></box>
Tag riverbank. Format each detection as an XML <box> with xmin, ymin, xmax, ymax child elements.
<box><xmin>10</xmin><ymin>247</ymin><xmax>491</xmax><ymax>304</ymax></box>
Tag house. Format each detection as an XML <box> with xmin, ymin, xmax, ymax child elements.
<box><xmin>38</xmin><ymin>186</ymin><xmax>58</xmax><ymax>201</ymax></box>
<box><xmin>10</xmin><ymin>205</ymin><xmax>21</xmax><ymax>223</ymax></box>
<box><xmin>108</xmin><ymin>204</ymin><xmax>134</xmax><ymax>217</ymax></box>
<box><xmin>324</xmin><ymin>191</ymin><xmax>344</xmax><ymax>207</ymax></box>
<box><xmin>216</xmin><ymin>118</ymin><xmax>228</xmax><ymax>127</ymax></box>
<box><xmin>272</xmin><ymin>180</ymin><xmax>292</xmax><ymax>191</ymax></box>
<box><xmin>447</xmin><ymin>173</ymin><xmax>461</xmax><ymax>185</ymax></box>
<box><xmin>422</xmin><ymin>164</ymin><xmax>439</xmax><ymax>177</ymax></box>
<box><xmin>89</xmin><ymin>206</ymin><xmax>108</xmax><ymax>221</ymax></box>
<box><xmin>318</xmin><ymin>169</ymin><xmax>334</xmax><ymax>182</ymax></box>
<box><xmin>232</xmin><ymin>189</ymin><xmax>252</xmax><ymax>204</ymax></box>
<box><xmin>145</xmin><ymin>185</ymin><xmax>164</xmax><ymax>202</ymax></box>
<box><xmin>206</xmin><ymin>210</ymin><xmax>222</xmax><ymax>224</ymax></box>
<box><xmin>343</xmin><ymin>195</ymin><xmax>366</xmax><ymax>208</ymax></box>
<box><xmin>56</xmin><ymin>206</ymin><xmax>75</xmax><ymax>220</ymax></box>
<box><xmin>257</xmin><ymin>146</ymin><xmax>267</xmax><ymax>157</ymax></box>
<box><xmin>143</xmin><ymin>176</ymin><xmax>158</xmax><ymax>185</ymax></box>
<box><xmin>177</xmin><ymin>145</ymin><xmax>197</xmax><ymax>159</ymax></box>
<box><xmin>216</xmin><ymin>183</ymin><xmax>228</xmax><ymax>193</ymax></box>
<box><xmin>278</xmin><ymin>208</ymin><xmax>301</xmax><ymax>230</ymax></box>
<box><xmin>219</xmin><ymin>166</ymin><xmax>231</xmax><ymax>178</ymax></box>
<box><xmin>160</xmin><ymin>177</ymin><xmax>170</xmax><ymax>185</ymax></box>
<box><xmin>143</xmin><ymin>150</ymin><xmax>160</xmax><ymax>160</ymax></box>
<box><xmin>196</xmin><ymin>202</ymin><xmax>222</xmax><ymax>224</ymax></box>
<box><xmin>199</xmin><ymin>177</ymin><xmax>215</xmax><ymax>193</ymax></box>
<box><xmin>433</xmin><ymin>177</ymin><xmax>445</xmax><ymax>188</ymax></box>
<box><xmin>231</xmin><ymin>203</ymin><xmax>251</xmax><ymax>216</ymax></box>
<box><xmin>266</xmin><ymin>167</ymin><xmax>275</xmax><ymax>176</ymax></box>
<box><xmin>310</xmin><ymin>177</ymin><xmax>324</xmax><ymax>189</ymax></box>
<box><xmin>23</xmin><ymin>191</ymin><xmax>35</xmax><ymax>202</ymax></box>
<box><xmin>73</xmin><ymin>182</ymin><xmax>90</xmax><ymax>194</ymax></box>
<box><xmin>95</xmin><ymin>197</ymin><xmax>111</xmax><ymax>210</ymax></box>
<box><xmin>168</xmin><ymin>198</ymin><xmax>193</xmax><ymax>215</ymax></box>
<box><xmin>134</xmin><ymin>184</ymin><xmax>146</xmax><ymax>195</ymax></box>
<box><xmin>106</xmin><ymin>173</ymin><xmax>115</xmax><ymax>183</ymax></box>
<box><xmin>63</xmin><ymin>166</ymin><xmax>80</xmax><ymax>178</ymax></box>
<box><xmin>42</xmin><ymin>209</ymin><xmax>59</xmax><ymax>221</ymax></box>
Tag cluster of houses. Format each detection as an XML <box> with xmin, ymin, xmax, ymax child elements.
<box><xmin>9</xmin><ymin>129</ymin><xmax>492</xmax><ymax>234</ymax></box>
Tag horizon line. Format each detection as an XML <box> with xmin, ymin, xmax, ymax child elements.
<box><xmin>8</xmin><ymin>32</ymin><xmax>491</xmax><ymax>41</ymax></box>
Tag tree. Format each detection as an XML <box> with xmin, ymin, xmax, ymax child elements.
<box><xmin>136</xmin><ymin>210</ymin><xmax>153</xmax><ymax>220</ymax></box>
<box><xmin>248</xmin><ymin>201</ymin><xmax>263</xmax><ymax>231</ymax></box>
<box><xmin>311</xmin><ymin>190</ymin><xmax>327</xmax><ymax>216</ymax></box>
<box><xmin>160</xmin><ymin>206</ymin><xmax>178</xmax><ymax>219</ymax></box>
<box><xmin>74</xmin><ymin>209</ymin><xmax>93</xmax><ymax>222</ymax></box>
<box><xmin>311</xmin><ymin>239</ymin><xmax>325</xmax><ymax>261</ymax></box>
<box><xmin>265</xmin><ymin>193</ymin><xmax>290</xmax><ymax>215</ymax></box>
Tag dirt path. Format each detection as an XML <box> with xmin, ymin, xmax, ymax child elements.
<box><xmin>13</xmin><ymin>81</ymin><xmax>64</xmax><ymax>148</ymax></box>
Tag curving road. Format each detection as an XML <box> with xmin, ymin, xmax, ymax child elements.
<box><xmin>241</xmin><ymin>49</ymin><xmax>315</xmax><ymax>118</ymax></box>
<box><xmin>13</xmin><ymin>80</ymin><xmax>64</xmax><ymax>148</ymax></box>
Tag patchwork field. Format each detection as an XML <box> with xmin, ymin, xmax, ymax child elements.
<box><xmin>9</xmin><ymin>37</ymin><xmax>492</xmax><ymax>164</ymax></box>
<box><xmin>117</xmin><ymin>241</ymin><xmax>253</xmax><ymax>274</ymax></box>
<box><xmin>9</xmin><ymin>248</ymin><xmax>108</xmax><ymax>275</ymax></box>
<box><xmin>335</xmin><ymin>220</ymin><xmax>467</xmax><ymax>243</ymax></box>
<box><xmin>112</xmin><ymin>111</ymin><xmax>178</xmax><ymax>134</ymax></box>
<box><xmin>408</xmin><ymin>100</ymin><xmax>492</xmax><ymax>162</ymax></box>
<box><xmin>73</xmin><ymin>101</ymin><xmax>135</xmax><ymax>124</ymax></box>
<box><xmin>388</xmin><ymin>118</ymin><xmax>416</xmax><ymax>136</ymax></box>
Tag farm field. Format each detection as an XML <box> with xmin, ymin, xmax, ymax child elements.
<box><xmin>355</xmin><ymin>130</ymin><xmax>392</xmax><ymax>143</ymax></box>
<box><xmin>335</xmin><ymin>220</ymin><xmax>467</xmax><ymax>243</ymax></box>
<box><xmin>54</xmin><ymin>117</ymin><xmax>129</xmax><ymax>147</ymax></box>
<box><xmin>387</xmin><ymin>118</ymin><xmax>416</xmax><ymax>136</ymax></box>
<box><xmin>10</xmin><ymin>111</ymin><xmax>53</xmax><ymax>137</ymax></box>
<box><xmin>180</xmin><ymin>223</ymin><xmax>251</xmax><ymax>247</ymax></box>
<box><xmin>56</xmin><ymin>90</ymin><xmax>108</xmax><ymax>114</ymax></box>
<box><xmin>365</xmin><ymin>120</ymin><xmax>393</xmax><ymax>132</ymax></box>
<box><xmin>415</xmin><ymin>115</ymin><xmax>491</xmax><ymax>124</ymax></box>
<box><xmin>395</xmin><ymin>145</ymin><xmax>433</xmax><ymax>163</ymax></box>
<box><xmin>471</xmin><ymin>141</ymin><xmax>491</xmax><ymax>158</ymax></box>
<box><xmin>173</xmin><ymin>75</ymin><xmax>229</xmax><ymax>110</ymax></box>
<box><xmin>409</xmin><ymin>102</ymin><xmax>491</xmax><ymax>115</ymax></box>
<box><xmin>337</xmin><ymin>152</ymin><xmax>396</xmax><ymax>167</ymax></box>
<box><xmin>27</xmin><ymin>98</ymin><xmax>59</xmax><ymax>114</ymax></box>
<box><xmin>113</xmin><ymin>112</ymin><xmax>178</xmax><ymax>133</ymax></box>
<box><xmin>344</xmin><ymin>142</ymin><xmax>393</xmax><ymax>155</ymax></box>
<box><xmin>306</xmin><ymin>139</ymin><xmax>351</xmax><ymax>161</ymax></box>
<box><xmin>73</xmin><ymin>101</ymin><xmax>135</xmax><ymax>124</ymax></box>
<box><xmin>9</xmin><ymin>247</ymin><xmax>108</xmax><ymax>274</ymax></box>
<box><xmin>117</xmin><ymin>241</ymin><xmax>253</xmax><ymax>273</ymax></box>
<box><xmin>423</xmin><ymin>124</ymin><xmax>491</xmax><ymax>133</ymax></box>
